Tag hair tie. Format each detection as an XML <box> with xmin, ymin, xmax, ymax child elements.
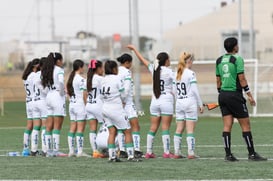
<box><xmin>153</xmin><ymin>59</ymin><xmax>159</xmax><ymax>70</ymax></box>
<box><xmin>88</xmin><ymin>59</ymin><xmax>97</xmax><ymax>69</ymax></box>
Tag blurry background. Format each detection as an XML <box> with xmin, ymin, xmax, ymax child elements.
<box><xmin>0</xmin><ymin>0</ymin><xmax>273</xmax><ymax>116</ymax></box>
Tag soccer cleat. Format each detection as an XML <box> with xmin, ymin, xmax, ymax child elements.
<box><xmin>22</xmin><ymin>149</ymin><xmax>30</xmax><ymax>157</ymax></box>
<box><xmin>134</xmin><ymin>150</ymin><xmax>144</xmax><ymax>158</ymax></box>
<box><xmin>30</xmin><ymin>151</ymin><xmax>39</xmax><ymax>156</ymax></box>
<box><xmin>76</xmin><ymin>152</ymin><xmax>90</xmax><ymax>158</ymax></box>
<box><xmin>68</xmin><ymin>152</ymin><xmax>76</xmax><ymax>157</ymax></box>
<box><xmin>46</xmin><ymin>151</ymin><xmax>54</xmax><ymax>157</ymax></box>
<box><xmin>108</xmin><ymin>157</ymin><xmax>122</xmax><ymax>163</ymax></box>
<box><xmin>225</xmin><ymin>153</ymin><xmax>239</xmax><ymax>162</ymax></box>
<box><xmin>173</xmin><ymin>154</ymin><xmax>186</xmax><ymax>159</ymax></box>
<box><xmin>248</xmin><ymin>152</ymin><xmax>267</xmax><ymax>161</ymax></box>
<box><xmin>41</xmin><ymin>151</ymin><xmax>47</xmax><ymax>157</ymax></box>
<box><xmin>187</xmin><ymin>155</ymin><xmax>200</xmax><ymax>159</ymax></box>
<box><xmin>93</xmin><ymin>151</ymin><xmax>107</xmax><ymax>158</ymax></box>
<box><xmin>118</xmin><ymin>150</ymin><xmax>128</xmax><ymax>158</ymax></box>
<box><xmin>145</xmin><ymin>153</ymin><xmax>156</xmax><ymax>159</ymax></box>
<box><xmin>127</xmin><ymin>156</ymin><xmax>142</xmax><ymax>162</ymax></box>
<box><xmin>162</xmin><ymin>152</ymin><xmax>174</xmax><ymax>158</ymax></box>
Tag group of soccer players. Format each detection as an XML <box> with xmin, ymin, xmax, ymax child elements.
<box><xmin>22</xmin><ymin>37</ymin><xmax>266</xmax><ymax>162</ymax></box>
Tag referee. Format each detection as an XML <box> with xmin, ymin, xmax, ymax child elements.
<box><xmin>216</xmin><ymin>37</ymin><xmax>267</xmax><ymax>162</ymax></box>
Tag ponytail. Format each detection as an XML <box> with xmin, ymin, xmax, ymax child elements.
<box><xmin>42</xmin><ymin>53</ymin><xmax>55</xmax><ymax>88</ymax></box>
<box><xmin>176</xmin><ymin>52</ymin><xmax>191</xmax><ymax>81</ymax></box>
<box><xmin>22</xmin><ymin>62</ymin><xmax>33</xmax><ymax>80</ymax></box>
<box><xmin>153</xmin><ymin>52</ymin><xmax>169</xmax><ymax>99</ymax></box>
<box><xmin>67</xmin><ymin>70</ymin><xmax>76</xmax><ymax>97</ymax></box>
<box><xmin>67</xmin><ymin>59</ymin><xmax>84</xmax><ymax>97</ymax></box>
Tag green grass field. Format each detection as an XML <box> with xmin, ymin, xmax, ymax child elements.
<box><xmin>0</xmin><ymin>100</ymin><xmax>273</xmax><ymax>180</ymax></box>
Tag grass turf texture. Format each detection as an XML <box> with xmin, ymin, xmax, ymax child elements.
<box><xmin>0</xmin><ymin>101</ymin><xmax>272</xmax><ymax>180</ymax></box>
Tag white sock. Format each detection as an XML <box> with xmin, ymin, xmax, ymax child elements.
<box><xmin>45</xmin><ymin>132</ymin><xmax>52</xmax><ymax>152</ymax></box>
<box><xmin>41</xmin><ymin>127</ymin><xmax>46</xmax><ymax>153</ymax></box>
<box><xmin>162</xmin><ymin>131</ymin><xmax>171</xmax><ymax>154</ymax></box>
<box><xmin>89</xmin><ymin>131</ymin><xmax>97</xmax><ymax>152</ymax></box>
<box><xmin>132</xmin><ymin>132</ymin><xmax>141</xmax><ymax>151</ymax></box>
<box><xmin>174</xmin><ymin>133</ymin><xmax>182</xmax><ymax>155</ymax></box>
<box><xmin>117</xmin><ymin>131</ymin><xmax>125</xmax><ymax>152</ymax></box>
<box><xmin>76</xmin><ymin>133</ymin><xmax>84</xmax><ymax>154</ymax></box>
<box><xmin>31</xmin><ymin>127</ymin><xmax>40</xmax><ymax>152</ymax></box>
<box><xmin>146</xmin><ymin>132</ymin><xmax>155</xmax><ymax>154</ymax></box>
<box><xmin>23</xmin><ymin>129</ymin><xmax>31</xmax><ymax>150</ymax></box>
<box><xmin>68</xmin><ymin>132</ymin><xmax>75</xmax><ymax>154</ymax></box>
<box><xmin>108</xmin><ymin>144</ymin><xmax>116</xmax><ymax>159</ymax></box>
<box><xmin>53</xmin><ymin>130</ymin><xmax>60</xmax><ymax>152</ymax></box>
<box><xmin>126</xmin><ymin>143</ymin><xmax>134</xmax><ymax>158</ymax></box>
<box><xmin>187</xmin><ymin>134</ymin><xmax>195</xmax><ymax>156</ymax></box>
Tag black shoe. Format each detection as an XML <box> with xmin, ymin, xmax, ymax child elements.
<box><xmin>134</xmin><ymin>150</ymin><xmax>144</xmax><ymax>158</ymax></box>
<box><xmin>119</xmin><ymin>151</ymin><xmax>128</xmax><ymax>158</ymax></box>
<box><xmin>248</xmin><ymin>152</ymin><xmax>267</xmax><ymax>161</ymax></box>
<box><xmin>108</xmin><ymin>158</ymin><xmax>122</xmax><ymax>163</ymax></box>
<box><xmin>40</xmin><ymin>151</ymin><xmax>47</xmax><ymax>157</ymax></box>
<box><xmin>225</xmin><ymin>153</ymin><xmax>239</xmax><ymax>162</ymax></box>
<box><xmin>127</xmin><ymin>157</ymin><xmax>142</xmax><ymax>162</ymax></box>
<box><xmin>30</xmin><ymin>151</ymin><xmax>39</xmax><ymax>156</ymax></box>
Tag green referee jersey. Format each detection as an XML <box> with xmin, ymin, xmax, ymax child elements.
<box><xmin>215</xmin><ymin>54</ymin><xmax>244</xmax><ymax>91</ymax></box>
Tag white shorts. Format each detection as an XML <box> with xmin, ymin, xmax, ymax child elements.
<box><xmin>176</xmin><ymin>98</ymin><xmax>198</xmax><ymax>121</ymax></box>
<box><xmin>86</xmin><ymin>103</ymin><xmax>103</xmax><ymax>123</ymax></box>
<box><xmin>150</xmin><ymin>96</ymin><xmax>174</xmax><ymax>116</ymax></box>
<box><xmin>124</xmin><ymin>103</ymin><xmax>138</xmax><ymax>120</ymax></box>
<box><xmin>46</xmin><ymin>91</ymin><xmax>66</xmax><ymax>117</ymax></box>
<box><xmin>32</xmin><ymin>99</ymin><xmax>47</xmax><ymax>120</ymax></box>
<box><xmin>102</xmin><ymin>104</ymin><xmax>131</xmax><ymax>130</ymax></box>
<box><xmin>25</xmin><ymin>100</ymin><xmax>33</xmax><ymax>120</ymax></box>
<box><xmin>69</xmin><ymin>103</ymin><xmax>86</xmax><ymax>121</ymax></box>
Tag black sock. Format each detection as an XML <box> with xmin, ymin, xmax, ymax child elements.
<box><xmin>222</xmin><ymin>132</ymin><xmax>231</xmax><ymax>156</ymax></box>
<box><xmin>242</xmin><ymin>131</ymin><xmax>255</xmax><ymax>155</ymax></box>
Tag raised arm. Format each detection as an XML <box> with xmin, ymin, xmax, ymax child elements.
<box><xmin>127</xmin><ymin>44</ymin><xmax>149</xmax><ymax>67</ymax></box>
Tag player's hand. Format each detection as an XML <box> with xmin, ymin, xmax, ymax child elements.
<box><xmin>199</xmin><ymin>106</ymin><xmax>204</xmax><ymax>114</ymax></box>
<box><xmin>127</xmin><ymin>44</ymin><xmax>135</xmax><ymax>51</ymax></box>
<box><xmin>248</xmin><ymin>96</ymin><xmax>256</xmax><ymax>106</ymax></box>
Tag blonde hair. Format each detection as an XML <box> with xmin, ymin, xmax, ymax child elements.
<box><xmin>176</xmin><ymin>52</ymin><xmax>192</xmax><ymax>80</ymax></box>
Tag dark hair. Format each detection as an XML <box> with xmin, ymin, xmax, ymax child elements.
<box><xmin>224</xmin><ymin>37</ymin><xmax>238</xmax><ymax>53</ymax></box>
<box><xmin>22</xmin><ymin>58</ymin><xmax>40</xmax><ymax>80</ymax></box>
<box><xmin>117</xmin><ymin>53</ymin><xmax>132</xmax><ymax>64</ymax></box>
<box><xmin>104</xmin><ymin>60</ymin><xmax>118</xmax><ymax>75</ymax></box>
<box><xmin>87</xmin><ymin>60</ymin><xmax>103</xmax><ymax>92</ymax></box>
<box><xmin>41</xmin><ymin>52</ymin><xmax>63</xmax><ymax>88</ymax></box>
<box><xmin>66</xmin><ymin>59</ymin><xmax>84</xmax><ymax>97</ymax></box>
<box><xmin>153</xmin><ymin>52</ymin><xmax>169</xmax><ymax>98</ymax></box>
<box><xmin>39</xmin><ymin>57</ymin><xmax>47</xmax><ymax>70</ymax></box>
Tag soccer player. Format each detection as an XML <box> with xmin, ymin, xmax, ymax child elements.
<box><xmin>127</xmin><ymin>45</ymin><xmax>174</xmax><ymax>159</ymax></box>
<box><xmin>31</xmin><ymin>57</ymin><xmax>48</xmax><ymax>156</ymax></box>
<box><xmin>216</xmin><ymin>37</ymin><xmax>267</xmax><ymax>161</ymax></box>
<box><xmin>117</xmin><ymin>53</ymin><xmax>143</xmax><ymax>158</ymax></box>
<box><xmin>173</xmin><ymin>52</ymin><xmax>203</xmax><ymax>159</ymax></box>
<box><xmin>42</xmin><ymin>52</ymin><xmax>66</xmax><ymax>157</ymax></box>
<box><xmin>101</xmin><ymin>60</ymin><xmax>140</xmax><ymax>162</ymax></box>
<box><xmin>85</xmin><ymin>59</ymin><xmax>105</xmax><ymax>158</ymax></box>
<box><xmin>67</xmin><ymin>59</ymin><xmax>88</xmax><ymax>157</ymax></box>
<box><xmin>22</xmin><ymin>58</ymin><xmax>40</xmax><ymax>156</ymax></box>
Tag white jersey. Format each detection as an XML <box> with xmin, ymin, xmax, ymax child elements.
<box><xmin>87</xmin><ymin>74</ymin><xmax>103</xmax><ymax>105</ymax></box>
<box><xmin>100</xmin><ymin>75</ymin><xmax>125</xmax><ymax>104</ymax></box>
<box><xmin>23</xmin><ymin>72</ymin><xmax>36</xmax><ymax>102</ymax></box>
<box><xmin>33</xmin><ymin>71</ymin><xmax>48</xmax><ymax>101</ymax></box>
<box><xmin>175</xmin><ymin>68</ymin><xmax>202</xmax><ymax>107</ymax></box>
<box><xmin>118</xmin><ymin>66</ymin><xmax>134</xmax><ymax>103</ymax></box>
<box><xmin>70</xmin><ymin>73</ymin><xmax>86</xmax><ymax>104</ymax></box>
<box><xmin>47</xmin><ymin>65</ymin><xmax>65</xmax><ymax>94</ymax></box>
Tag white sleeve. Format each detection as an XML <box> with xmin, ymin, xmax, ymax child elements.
<box><xmin>57</xmin><ymin>72</ymin><xmax>65</xmax><ymax>96</ymax></box>
<box><xmin>118</xmin><ymin>77</ymin><xmax>126</xmax><ymax>103</ymax></box>
<box><xmin>191</xmin><ymin>83</ymin><xmax>203</xmax><ymax>107</ymax></box>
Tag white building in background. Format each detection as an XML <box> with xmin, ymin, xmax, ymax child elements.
<box><xmin>163</xmin><ymin>0</ymin><xmax>273</xmax><ymax>61</ymax></box>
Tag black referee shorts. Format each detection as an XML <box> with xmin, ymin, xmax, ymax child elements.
<box><xmin>218</xmin><ymin>91</ymin><xmax>249</xmax><ymax>118</ymax></box>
